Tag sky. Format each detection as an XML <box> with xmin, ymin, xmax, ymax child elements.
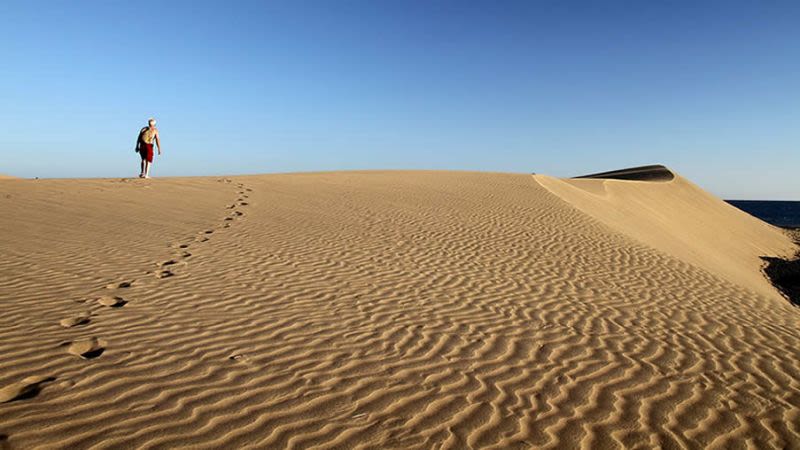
<box><xmin>1</xmin><ymin>1</ymin><xmax>798</xmax><ymax>199</ymax></box>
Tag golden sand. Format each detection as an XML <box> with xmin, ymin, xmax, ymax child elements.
<box><xmin>1</xmin><ymin>170</ymin><xmax>798</xmax><ymax>448</ymax></box>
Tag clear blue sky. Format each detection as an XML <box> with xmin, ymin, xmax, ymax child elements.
<box><xmin>1</xmin><ymin>1</ymin><xmax>797</xmax><ymax>199</ymax></box>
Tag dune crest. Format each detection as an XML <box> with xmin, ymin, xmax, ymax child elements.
<box><xmin>535</xmin><ymin>167</ymin><xmax>795</xmax><ymax>301</ymax></box>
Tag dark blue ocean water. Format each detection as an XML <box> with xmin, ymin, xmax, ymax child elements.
<box><xmin>727</xmin><ymin>200</ymin><xmax>800</xmax><ymax>228</ymax></box>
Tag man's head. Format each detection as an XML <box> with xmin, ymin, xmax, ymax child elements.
<box><xmin>148</xmin><ymin>118</ymin><xmax>156</xmax><ymax>127</ymax></box>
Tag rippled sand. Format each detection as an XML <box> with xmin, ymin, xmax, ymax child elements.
<box><xmin>1</xmin><ymin>170</ymin><xmax>798</xmax><ymax>449</ymax></box>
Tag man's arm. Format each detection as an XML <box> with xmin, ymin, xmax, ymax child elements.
<box><xmin>134</xmin><ymin>130</ymin><xmax>141</xmax><ymax>152</ymax></box>
<box><xmin>155</xmin><ymin>131</ymin><xmax>162</xmax><ymax>155</ymax></box>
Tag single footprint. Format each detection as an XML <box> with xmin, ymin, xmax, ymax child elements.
<box><xmin>157</xmin><ymin>270</ymin><xmax>174</xmax><ymax>279</ymax></box>
<box><xmin>224</xmin><ymin>217</ymin><xmax>234</xmax><ymax>221</ymax></box>
<box><xmin>67</xmin><ymin>338</ymin><xmax>106</xmax><ymax>359</ymax></box>
<box><xmin>161</xmin><ymin>260</ymin><xmax>178</xmax><ymax>267</ymax></box>
<box><xmin>204</xmin><ymin>230</ymin><xmax>214</xmax><ymax>234</ymax></box>
<box><xmin>233</xmin><ymin>211</ymin><xmax>244</xmax><ymax>216</ymax></box>
<box><xmin>179</xmin><ymin>244</ymin><xmax>190</xmax><ymax>249</ymax></box>
<box><xmin>239</xmin><ymin>202</ymin><xmax>249</xmax><ymax>206</ymax></box>
<box><xmin>228</xmin><ymin>353</ymin><xmax>251</xmax><ymax>363</ymax></box>
<box><xmin>60</xmin><ymin>315</ymin><xmax>90</xmax><ymax>328</ymax></box>
<box><xmin>223</xmin><ymin>224</ymin><xmax>231</xmax><ymax>228</ymax></box>
<box><xmin>105</xmin><ymin>281</ymin><xmax>134</xmax><ymax>289</ymax></box>
<box><xmin>97</xmin><ymin>296</ymin><xmax>127</xmax><ymax>307</ymax></box>
<box><xmin>245</xmin><ymin>188</ymin><xmax>253</xmax><ymax>192</ymax></box>
<box><xmin>181</xmin><ymin>252</ymin><xmax>192</xmax><ymax>258</ymax></box>
<box><xmin>0</xmin><ymin>375</ymin><xmax>56</xmax><ymax>403</ymax></box>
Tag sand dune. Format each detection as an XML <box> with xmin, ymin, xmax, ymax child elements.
<box><xmin>1</xmin><ymin>171</ymin><xmax>799</xmax><ymax>449</ymax></box>
<box><xmin>536</xmin><ymin>169</ymin><xmax>793</xmax><ymax>300</ymax></box>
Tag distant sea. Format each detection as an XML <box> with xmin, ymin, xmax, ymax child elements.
<box><xmin>727</xmin><ymin>200</ymin><xmax>800</xmax><ymax>228</ymax></box>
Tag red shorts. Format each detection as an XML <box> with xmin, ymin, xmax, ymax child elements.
<box><xmin>139</xmin><ymin>143</ymin><xmax>154</xmax><ymax>163</ymax></box>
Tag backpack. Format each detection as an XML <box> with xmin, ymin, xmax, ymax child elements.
<box><xmin>135</xmin><ymin>127</ymin><xmax>148</xmax><ymax>152</ymax></box>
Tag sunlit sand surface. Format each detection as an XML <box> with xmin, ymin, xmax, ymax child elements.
<box><xmin>1</xmin><ymin>170</ymin><xmax>798</xmax><ymax>448</ymax></box>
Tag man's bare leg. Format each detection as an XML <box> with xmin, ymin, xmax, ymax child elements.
<box><xmin>144</xmin><ymin>161</ymin><xmax>151</xmax><ymax>178</ymax></box>
<box><xmin>140</xmin><ymin>159</ymin><xmax>145</xmax><ymax>178</ymax></box>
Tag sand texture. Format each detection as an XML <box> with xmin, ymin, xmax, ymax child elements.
<box><xmin>1</xmin><ymin>170</ymin><xmax>799</xmax><ymax>449</ymax></box>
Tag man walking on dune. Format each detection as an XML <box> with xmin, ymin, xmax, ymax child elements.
<box><xmin>136</xmin><ymin>118</ymin><xmax>161</xmax><ymax>178</ymax></box>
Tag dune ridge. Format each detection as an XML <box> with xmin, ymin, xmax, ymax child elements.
<box><xmin>1</xmin><ymin>171</ymin><xmax>799</xmax><ymax>449</ymax></box>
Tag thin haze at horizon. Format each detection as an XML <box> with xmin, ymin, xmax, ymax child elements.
<box><xmin>1</xmin><ymin>1</ymin><xmax>798</xmax><ymax>199</ymax></box>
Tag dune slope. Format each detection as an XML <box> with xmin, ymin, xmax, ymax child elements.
<box><xmin>535</xmin><ymin>170</ymin><xmax>794</xmax><ymax>300</ymax></box>
<box><xmin>0</xmin><ymin>171</ymin><xmax>799</xmax><ymax>449</ymax></box>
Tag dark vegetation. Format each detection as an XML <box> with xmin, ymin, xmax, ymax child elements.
<box><xmin>762</xmin><ymin>228</ymin><xmax>800</xmax><ymax>307</ymax></box>
<box><xmin>573</xmin><ymin>164</ymin><xmax>675</xmax><ymax>182</ymax></box>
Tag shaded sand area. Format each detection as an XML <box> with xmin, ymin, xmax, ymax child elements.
<box><xmin>1</xmin><ymin>170</ymin><xmax>799</xmax><ymax>449</ymax></box>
